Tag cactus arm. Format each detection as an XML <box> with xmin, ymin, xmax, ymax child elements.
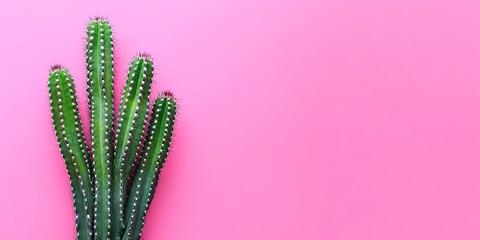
<box><xmin>86</xmin><ymin>17</ymin><xmax>114</xmax><ymax>239</ymax></box>
<box><xmin>122</xmin><ymin>93</ymin><xmax>177</xmax><ymax>240</ymax></box>
<box><xmin>111</xmin><ymin>55</ymin><xmax>153</xmax><ymax>239</ymax></box>
<box><xmin>48</xmin><ymin>67</ymin><xmax>94</xmax><ymax>240</ymax></box>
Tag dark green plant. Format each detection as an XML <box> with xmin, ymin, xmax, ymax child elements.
<box><xmin>48</xmin><ymin>17</ymin><xmax>178</xmax><ymax>240</ymax></box>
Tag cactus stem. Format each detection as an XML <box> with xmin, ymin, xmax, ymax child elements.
<box><xmin>111</xmin><ymin>56</ymin><xmax>153</xmax><ymax>239</ymax></box>
<box><xmin>122</xmin><ymin>93</ymin><xmax>177</xmax><ymax>240</ymax></box>
<box><xmin>48</xmin><ymin>68</ymin><xmax>94</xmax><ymax>240</ymax></box>
<box><xmin>86</xmin><ymin>18</ymin><xmax>114</xmax><ymax>239</ymax></box>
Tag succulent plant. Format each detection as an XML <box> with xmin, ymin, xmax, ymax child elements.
<box><xmin>48</xmin><ymin>17</ymin><xmax>178</xmax><ymax>240</ymax></box>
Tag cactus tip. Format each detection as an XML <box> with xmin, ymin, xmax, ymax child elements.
<box><xmin>161</xmin><ymin>90</ymin><xmax>175</xmax><ymax>99</ymax></box>
<box><xmin>136</xmin><ymin>52</ymin><xmax>153</xmax><ymax>60</ymax></box>
<box><xmin>50</xmin><ymin>64</ymin><xmax>64</xmax><ymax>72</ymax></box>
<box><xmin>90</xmin><ymin>16</ymin><xmax>109</xmax><ymax>22</ymax></box>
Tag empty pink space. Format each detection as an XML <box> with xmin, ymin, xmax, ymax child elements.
<box><xmin>1</xmin><ymin>0</ymin><xmax>480</xmax><ymax>239</ymax></box>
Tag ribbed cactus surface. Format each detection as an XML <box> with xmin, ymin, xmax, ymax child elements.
<box><xmin>48</xmin><ymin>66</ymin><xmax>94</xmax><ymax>240</ymax></box>
<box><xmin>49</xmin><ymin>17</ymin><xmax>178</xmax><ymax>240</ymax></box>
<box><xmin>123</xmin><ymin>93</ymin><xmax>177</xmax><ymax>240</ymax></box>
<box><xmin>86</xmin><ymin>17</ymin><xmax>115</xmax><ymax>240</ymax></box>
<box><xmin>111</xmin><ymin>54</ymin><xmax>153</xmax><ymax>239</ymax></box>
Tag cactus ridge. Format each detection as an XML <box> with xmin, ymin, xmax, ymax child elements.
<box><xmin>111</xmin><ymin>56</ymin><xmax>154</xmax><ymax>239</ymax></box>
<box><xmin>86</xmin><ymin>18</ymin><xmax>115</xmax><ymax>239</ymax></box>
<box><xmin>122</xmin><ymin>94</ymin><xmax>177</xmax><ymax>240</ymax></box>
<box><xmin>48</xmin><ymin>68</ymin><xmax>94</xmax><ymax>240</ymax></box>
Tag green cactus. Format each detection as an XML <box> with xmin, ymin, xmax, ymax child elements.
<box><xmin>111</xmin><ymin>54</ymin><xmax>153</xmax><ymax>239</ymax></box>
<box><xmin>49</xmin><ymin>17</ymin><xmax>178</xmax><ymax>240</ymax></box>
<box><xmin>122</xmin><ymin>93</ymin><xmax>177</xmax><ymax>240</ymax></box>
<box><xmin>48</xmin><ymin>66</ymin><xmax>94</xmax><ymax>240</ymax></box>
<box><xmin>86</xmin><ymin>17</ymin><xmax>115</xmax><ymax>239</ymax></box>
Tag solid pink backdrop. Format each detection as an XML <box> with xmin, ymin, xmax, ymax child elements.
<box><xmin>1</xmin><ymin>0</ymin><xmax>480</xmax><ymax>239</ymax></box>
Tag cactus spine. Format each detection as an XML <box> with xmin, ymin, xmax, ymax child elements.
<box><xmin>122</xmin><ymin>93</ymin><xmax>177</xmax><ymax>240</ymax></box>
<box><xmin>48</xmin><ymin>67</ymin><xmax>94</xmax><ymax>240</ymax></box>
<box><xmin>111</xmin><ymin>55</ymin><xmax>153</xmax><ymax>239</ymax></box>
<box><xmin>86</xmin><ymin>17</ymin><xmax>115</xmax><ymax>239</ymax></box>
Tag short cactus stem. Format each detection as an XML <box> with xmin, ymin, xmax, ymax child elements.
<box><xmin>111</xmin><ymin>54</ymin><xmax>154</xmax><ymax>239</ymax></box>
<box><xmin>122</xmin><ymin>93</ymin><xmax>177</xmax><ymax>240</ymax></box>
<box><xmin>48</xmin><ymin>67</ymin><xmax>94</xmax><ymax>240</ymax></box>
<box><xmin>85</xmin><ymin>17</ymin><xmax>114</xmax><ymax>239</ymax></box>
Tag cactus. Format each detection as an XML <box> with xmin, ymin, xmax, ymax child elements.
<box><xmin>122</xmin><ymin>93</ymin><xmax>177</xmax><ymax>240</ymax></box>
<box><xmin>85</xmin><ymin>17</ymin><xmax>115</xmax><ymax>239</ymax></box>
<box><xmin>48</xmin><ymin>66</ymin><xmax>94</xmax><ymax>240</ymax></box>
<box><xmin>111</xmin><ymin>54</ymin><xmax>153</xmax><ymax>239</ymax></box>
<box><xmin>49</xmin><ymin>17</ymin><xmax>178</xmax><ymax>240</ymax></box>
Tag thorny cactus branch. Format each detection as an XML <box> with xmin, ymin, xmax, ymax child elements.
<box><xmin>48</xmin><ymin>66</ymin><xmax>94</xmax><ymax>240</ymax></box>
<box><xmin>85</xmin><ymin>17</ymin><xmax>115</xmax><ymax>239</ymax></box>
<box><xmin>122</xmin><ymin>93</ymin><xmax>177</xmax><ymax>240</ymax></box>
<box><xmin>111</xmin><ymin>54</ymin><xmax>153</xmax><ymax>239</ymax></box>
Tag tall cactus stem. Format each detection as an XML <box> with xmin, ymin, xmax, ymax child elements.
<box><xmin>122</xmin><ymin>93</ymin><xmax>177</xmax><ymax>240</ymax></box>
<box><xmin>85</xmin><ymin>17</ymin><xmax>115</xmax><ymax>239</ymax></box>
<box><xmin>48</xmin><ymin>66</ymin><xmax>94</xmax><ymax>240</ymax></box>
<box><xmin>111</xmin><ymin>54</ymin><xmax>153</xmax><ymax>239</ymax></box>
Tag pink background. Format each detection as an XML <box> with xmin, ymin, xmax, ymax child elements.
<box><xmin>1</xmin><ymin>0</ymin><xmax>480</xmax><ymax>239</ymax></box>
